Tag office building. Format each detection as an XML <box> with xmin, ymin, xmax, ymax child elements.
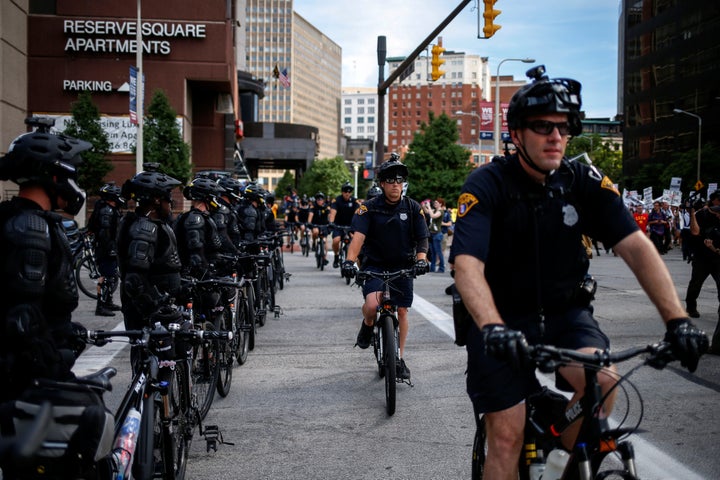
<box><xmin>245</xmin><ymin>0</ymin><xmax>342</xmax><ymax>160</ymax></box>
<box><xmin>620</xmin><ymin>0</ymin><xmax>720</xmax><ymax>184</ymax></box>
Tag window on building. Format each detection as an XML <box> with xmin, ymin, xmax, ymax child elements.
<box><xmin>358</xmin><ymin>107</ymin><xmax>365</xmax><ymax>114</ymax></box>
<box><xmin>368</xmin><ymin>107</ymin><xmax>375</xmax><ymax>114</ymax></box>
<box><xmin>368</xmin><ymin>98</ymin><xmax>376</xmax><ymax>105</ymax></box>
<box><xmin>358</xmin><ymin>126</ymin><xmax>365</xmax><ymax>133</ymax></box>
<box><xmin>368</xmin><ymin>116</ymin><xmax>375</xmax><ymax>124</ymax></box>
<box><xmin>345</xmin><ymin>107</ymin><xmax>352</xmax><ymax>114</ymax></box>
<box><xmin>344</xmin><ymin>117</ymin><xmax>352</xmax><ymax>124</ymax></box>
<box><xmin>357</xmin><ymin>117</ymin><xmax>365</xmax><ymax>124</ymax></box>
<box><xmin>344</xmin><ymin>99</ymin><xmax>352</xmax><ymax>105</ymax></box>
<box><xmin>358</xmin><ymin>98</ymin><xmax>365</xmax><ymax>105</ymax></box>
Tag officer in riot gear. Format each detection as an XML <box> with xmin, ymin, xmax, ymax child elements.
<box><xmin>173</xmin><ymin>177</ymin><xmax>225</xmax><ymax>278</ymax></box>
<box><xmin>88</xmin><ymin>183</ymin><xmax>125</xmax><ymax>316</ymax></box>
<box><xmin>0</xmin><ymin>117</ymin><xmax>91</xmax><ymax>403</ymax></box>
<box><xmin>118</xmin><ymin>165</ymin><xmax>182</xmax><ymax>331</ymax></box>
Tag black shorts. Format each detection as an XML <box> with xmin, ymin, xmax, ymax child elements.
<box><xmin>466</xmin><ymin>306</ymin><xmax>610</xmax><ymax>413</ymax></box>
<box><xmin>360</xmin><ymin>266</ymin><xmax>414</xmax><ymax>308</ymax></box>
<box><xmin>97</xmin><ymin>258</ymin><xmax>118</xmax><ymax>278</ymax></box>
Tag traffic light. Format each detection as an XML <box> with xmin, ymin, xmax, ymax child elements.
<box><xmin>482</xmin><ymin>0</ymin><xmax>502</xmax><ymax>39</ymax></box>
<box><xmin>431</xmin><ymin>43</ymin><xmax>446</xmax><ymax>82</ymax></box>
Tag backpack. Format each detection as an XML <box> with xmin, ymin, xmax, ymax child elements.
<box><xmin>1</xmin><ymin>378</ymin><xmax>114</xmax><ymax>479</ymax></box>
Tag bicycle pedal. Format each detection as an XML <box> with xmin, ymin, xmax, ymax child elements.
<box><xmin>273</xmin><ymin>306</ymin><xmax>283</xmax><ymax>318</ymax></box>
<box><xmin>201</xmin><ymin>424</ymin><xmax>234</xmax><ymax>452</ymax></box>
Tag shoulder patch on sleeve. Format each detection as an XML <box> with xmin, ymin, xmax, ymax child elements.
<box><xmin>457</xmin><ymin>193</ymin><xmax>479</xmax><ymax>218</ymax></box>
<box><xmin>600</xmin><ymin>176</ymin><xmax>619</xmax><ymax>196</ymax></box>
<box><xmin>357</xmin><ymin>204</ymin><xmax>368</xmax><ymax>215</ymax></box>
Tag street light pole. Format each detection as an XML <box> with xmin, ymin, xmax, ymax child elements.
<box><xmin>455</xmin><ymin>110</ymin><xmax>481</xmax><ymax>164</ymax></box>
<box><xmin>135</xmin><ymin>0</ymin><xmax>144</xmax><ymax>174</ymax></box>
<box><xmin>494</xmin><ymin>58</ymin><xmax>535</xmax><ymax>155</ymax></box>
<box><xmin>673</xmin><ymin>108</ymin><xmax>702</xmax><ymax>185</ymax></box>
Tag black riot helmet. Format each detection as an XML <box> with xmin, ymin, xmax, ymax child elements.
<box><xmin>376</xmin><ymin>153</ymin><xmax>409</xmax><ymax>182</ymax></box>
<box><xmin>341</xmin><ymin>181</ymin><xmax>353</xmax><ymax>193</ymax></box>
<box><xmin>506</xmin><ymin>65</ymin><xmax>583</xmax><ymax>136</ymax></box>
<box><xmin>366</xmin><ymin>184</ymin><xmax>383</xmax><ymax>200</ymax></box>
<box><xmin>217</xmin><ymin>176</ymin><xmax>243</xmax><ymax>201</ymax></box>
<box><xmin>99</xmin><ymin>183</ymin><xmax>127</xmax><ymax>207</ymax></box>
<box><xmin>122</xmin><ymin>164</ymin><xmax>181</xmax><ymax>207</ymax></box>
<box><xmin>183</xmin><ymin>177</ymin><xmax>225</xmax><ymax>202</ymax></box>
<box><xmin>0</xmin><ymin>117</ymin><xmax>91</xmax><ymax>215</ymax></box>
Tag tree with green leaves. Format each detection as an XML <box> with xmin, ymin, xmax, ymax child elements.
<box><xmin>297</xmin><ymin>156</ymin><xmax>352</xmax><ymax>199</ymax></box>
<box><xmin>63</xmin><ymin>91</ymin><xmax>113</xmax><ymax>195</ymax></box>
<box><xmin>275</xmin><ymin>170</ymin><xmax>296</xmax><ymax>199</ymax></box>
<box><xmin>403</xmin><ymin>112</ymin><xmax>473</xmax><ymax>207</ymax></box>
<box><xmin>566</xmin><ymin>134</ymin><xmax>623</xmax><ymax>182</ymax></box>
<box><xmin>142</xmin><ymin>89</ymin><xmax>191</xmax><ymax>184</ymax></box>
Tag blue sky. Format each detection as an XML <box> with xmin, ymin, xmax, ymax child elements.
<box><xmin>294</xmin><ymin>0</ymin><xmax>621</xmax><ymax>119</ymax></box>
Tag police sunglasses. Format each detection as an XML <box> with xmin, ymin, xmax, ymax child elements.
<box><xmin>382</xmin><ymin>177</ymin><xmax>406</xmax><ymax>184</ymax></box>
<box><xmin>524</xmin><ymin>120</ymin><xmax>572</xmax><ymax>136</ymax></box>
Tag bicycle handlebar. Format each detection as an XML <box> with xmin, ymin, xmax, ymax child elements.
<box><xmin>84</xmin><ymin>325</ymin><xmax>233</xmax><ymax>346</ymax></box>
<box><xmin>529</xmin><ymin>341</ymin><xmax>675</xmax><ymax>373</ymax></box>
<box><xmin>355</xmin><ymin>268</ymin><xmax>417</xmax><ymax>282</ymax></box>
<box><xmin>181</xmin><ymin>275</ymin><xmax>242</xmax><ymax>290</ymax></box>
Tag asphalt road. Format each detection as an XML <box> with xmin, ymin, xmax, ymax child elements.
<box><xmin>72</xmin><ymin>244</ymin><xmax>720</xmax><ymax>479</ymax></box>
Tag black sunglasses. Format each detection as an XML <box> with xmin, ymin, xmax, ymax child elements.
<box><xmin>524</xmin><ymin>120</ymin><xmax>572</xmax><ymax>136</ymax></box>
<box><xmin>382</xmin><ymin>177</ymin><xmax>406</xmax><ymax>184</ymax></box>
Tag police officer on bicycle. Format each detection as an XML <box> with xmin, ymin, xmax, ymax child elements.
<box><xmin>0</xmin><ymin>117</ymin><xmax>91</xmax><ymax>403</ymax></box>
<box><xmin>342</xmin><ymin>155</ymin><xmax>430</xmax><ymax>380</ymax></box>
<box><xmin>449</xmin><ymin>66</ymin><xmax>707</xmax><ymax>478</ymax></box>
<box><xmin>329</xmin><ymin>181</ymin><xmax>359</xmax><ymax>268</ymax></box>
<box><xmin>88</xmin><ymin>183</ymin><xmax>125</xmax><ymax>316</ymax></box>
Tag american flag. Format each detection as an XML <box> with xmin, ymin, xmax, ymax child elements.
<box><xmin>279</xmin><ymin>68</ymin><xmax>291</xmax><ymax>88</ymax></box>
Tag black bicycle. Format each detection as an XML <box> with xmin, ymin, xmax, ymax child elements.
<box><xmin>335</xmin><ymin>225</ymin><xmax>353</xmax><ymax>285</ymax></box>
<box><xmin>300</xmin><ymin>224</ymin><xmax>311</xmax><ymax>257</ymax></box>
<box><xmin>313</xmin><ymin>224</ymin><xmax>329</xmax><ymax>271</ymax></box>
<box><xmin>471</xmin><ymin>341</ymin><xmax>684</xmax><ymax>480</ymax></box>
<box><xmin>85</xmin><ymin>322</ymin><xmax>231</xmax><ymax>480</ymax></box>
<box><xmin>355</xmin><ymin>269</ymin><xmax>415</xmax><ymax>416</ymax></box>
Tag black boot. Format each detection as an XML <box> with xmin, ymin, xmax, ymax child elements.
<box><xmin>96</xmin><ymin>283</ymin><xmax>116</xmax><ymax>316</ymax></box>
<box><xmin>95</xmin><ymin>298</ymin><xmax>115</xmax><ymax>317</ymax></box>
<box><xmin>105</xmin><ymin>294</ymin><xmax>122</xmax><ymax>311</ymax></box>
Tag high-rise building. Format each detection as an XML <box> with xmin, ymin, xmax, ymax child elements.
<box><xmin>384</xmin><ymin>52</ymin><xmax>525</xmax><ymax>164</ymax></box>
<box><xmin>620</xmin><ymin>0</ymin><xmax>720</xmax><ymax>185</ymax></box>
<box><xmin>245</xmin><ymin>0</ymin><xmax>341</xmax><ymax>160</ymax></box>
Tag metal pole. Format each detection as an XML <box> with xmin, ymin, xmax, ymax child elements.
<box><xmin>354</xmin><ymin>162</ymin><xmax>359</xmax><ymax>198</ymax></box>
<box><xmin>136</xmin><ymin>0</ymin><xmax>144</xmax><ymax>174</ymax></box>
<box><xmin>376</xmin><ymin>36</ymin><xmax>386</xmax><ymax>166</ymax></box>
<box><xmin>494</xmin><ymin>58</ymin><xmax>535</xmax><ymax>155</ymax></box>
<box><xmin>673</xmin><ymin>109</ymin><xmax>702</xmax><ymax>185</ymax></box>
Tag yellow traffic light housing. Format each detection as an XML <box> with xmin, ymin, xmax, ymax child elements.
<box><xmin>431</xmin><ymin>43</ymin><xmax>446</xmax><ymax>82</ymax></box>
<box><xmin>482</xmin><ymin>0</ymin><xmax>502</xmax><ymax>39</ymax></box>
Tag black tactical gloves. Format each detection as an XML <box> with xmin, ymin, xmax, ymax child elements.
<box><xmin>413</xmin><ymin>259</ymin><xmax>430</xmax><ymax>276</ymax></box>
<box><xmin>482</xmin><ymin>324</ymin><xmax>531</xmax><ymax>370</ymax></box>
<box><xmin>664</xmin><ymin>317</ymin><xmax>708</xmax><ymax>373</ymax></box>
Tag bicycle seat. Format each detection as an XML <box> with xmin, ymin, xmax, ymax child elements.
<box><xmin>76</xmin><ymin>366</ymin><xmax>117</xmax><ymax>392</ymax></box>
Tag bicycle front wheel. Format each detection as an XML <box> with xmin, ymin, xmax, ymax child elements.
<box><xmin>162</xmin><ymin>363</ymin><xmax>190</xmax><ymax>480</ymax></box>
<box><xmin>235</xmin><ymin>289</ymin><xmax>251</xmax><ymax>364</ymax></box>
<box><xmin>216</xmin><ymin>311</ymin><xmax>234</xmax><ymax>398</ymax></box>
<box><xmin>191</xmin><ymin>323</ymin><xmax>220</xmax><ymax>421</ymax></box>
<box><xmin>380</xmin><ymin>315</ymin><xmax>396</xmax><ymax>416</ymax></box>
<box><xmin>75</xmin><ymin>253</ymin><xmax>100</xmax><ymax>299</ymax></box>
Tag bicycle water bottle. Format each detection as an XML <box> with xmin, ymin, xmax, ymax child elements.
<box><xmin>113</xmin><ymin>407</ymin><xmax>142</xmax><ymax>480</ymax></box>
<box><xmin>542</xmin><ymin>449</ymin><xmax>569</xmax><ymax>480</ymax></box>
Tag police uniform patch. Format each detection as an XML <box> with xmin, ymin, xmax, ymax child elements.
<box><xmin>357</xmin><ymin>204</ymin><xmax>368</xmax><ymax>215</ymax></box>
<box><xmin>457</xmin><ymin>193</ymin><xmax>479</xmax><ymax>217</ymax></box>
<box><xmin>600</xmin><ymin>176</ymin><xmax>619</xmax><ymax>196</ymax></box>
<box><xmin>400</xmin><ymin>212</ymin><xmax>408</xmax><ymax>221</ymax></box>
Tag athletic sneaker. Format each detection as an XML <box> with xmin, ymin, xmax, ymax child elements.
<box><xmin>356</xmin><ymin>321</ymin><xmax>373</xmax><ymax>349</ymax></box>
<box><xmin>397</xmin><ymin>358</ymin><xmax>411</xmax><ymax>380</ymax></box>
